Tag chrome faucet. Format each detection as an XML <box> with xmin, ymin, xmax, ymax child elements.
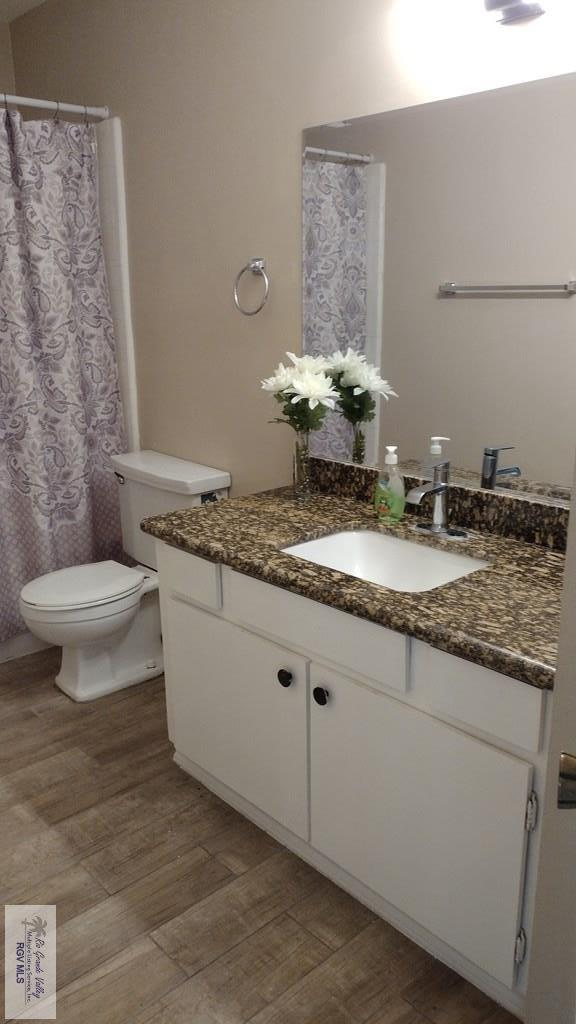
<box><xmin>481</xmin><ymin>446</ymin><xmax>522</xmax><ymax>490</ymax></box>
<box><xmin>406</xmin><ymin>459</ymin><xmax>451</xmax><ymax>534</ymax></box>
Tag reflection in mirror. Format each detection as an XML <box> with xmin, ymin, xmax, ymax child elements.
<box><xmin>302</xmin><ymin>73</ymin><xmax>576</xmax><ymax>499</ymax></box>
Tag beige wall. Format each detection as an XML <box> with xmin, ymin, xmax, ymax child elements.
<box><xmin>0</xmin><ymin>22</ymin><xmax>14</xmax><ymax>93</ymax></box>
<box><xmin>10</xmin><ymin>0</ymin><xmax>576</xmax><ymax>494</ymax></box>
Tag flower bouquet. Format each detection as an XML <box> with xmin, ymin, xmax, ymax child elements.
<box><xmin>328</xmin><ymin>348</ymin><xmax>397</xmax><ymax>464</ymax></box>
<box><xmin>261</xmin><ymin>352</ymin><xmax>338</xmax><ymax>498</ymax></box>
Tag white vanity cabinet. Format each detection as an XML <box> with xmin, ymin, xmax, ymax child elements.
<box><xmin>161</xmin><ymin>596</ymin><xmax>309</xmax><ymax>839</ymax></box>
<box><xmin>156</xmin><ymin>540</ymin><xmax>547</xmax><ymax>1015</ymax></box>
<box><xmin>309</xmin><ymin>664</ymin><xmax>532</xmax><ymax>989</ymax></box>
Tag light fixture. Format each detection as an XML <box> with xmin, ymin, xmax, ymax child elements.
<box><xmin>485</xmin><ymin>0</ymin><xmax>546</xmax><ymax>23</ymax></box>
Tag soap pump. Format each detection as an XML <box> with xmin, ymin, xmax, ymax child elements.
<box><xmin>374</xmin><ymin>446</ymin><xmax>406</xmax><ymax>524</ymax></box>
<box><xmin>430</xmin><ymin>436</ymin><xmax>450</xmax><ymax>457</ymax></box>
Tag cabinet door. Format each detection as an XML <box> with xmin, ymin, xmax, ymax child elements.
<box><xmin>310</xmin><ymin>665</ymin><xmax>533</xmax><ymax>988</ymax></box>
<box><xmin>164</xmin><ymin>597</ymin><xmax>309</xmax><ymax>839</ymax></box>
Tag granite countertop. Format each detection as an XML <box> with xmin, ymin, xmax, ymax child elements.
<box><xmin>142</xmin><ymin>488</ymin><xmax>564</xmax><ymax>691</ymax></box>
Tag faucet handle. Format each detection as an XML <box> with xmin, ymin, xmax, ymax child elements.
<box><xmin>481</xmin><ymin>445</ymin><xmax>519</xmax><ymax>489</ymax></box>
<box><xmin>484</xmin><ymin>445</ymin><xmax>515</xmax><ymax>456</ymax></box>
<box><xmin>422</xmin><ymin>459</ymin><xmax>450</xmax><ymax>486</ymax></box>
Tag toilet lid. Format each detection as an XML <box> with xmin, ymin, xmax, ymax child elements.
<box><xmin>20</xmin><ymin>561</ymin><xmax>145</xmax><ymax>610</ymax></box>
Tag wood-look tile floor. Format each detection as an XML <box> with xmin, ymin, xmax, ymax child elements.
<box><xmin>0</xmin><ymin>649</ymin><xmax>518</xmax><ymax>1024</ymax></box>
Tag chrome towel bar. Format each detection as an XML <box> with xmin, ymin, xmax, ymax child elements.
<box><xmin>439</xmin><ymin>281</ymin><xmax>576</xmax><ymax>297</ymax></box>
<box><xmin>234</xmin><ymin>258</ymin><xmax>269</xmax><ymax>316</ymax></box>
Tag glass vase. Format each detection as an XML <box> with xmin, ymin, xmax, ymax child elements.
<box><xmin>352</xmin><ymin>423</ymin><xmax>366</xmax><ymax>465</ymax></box>
<box><xmin>293</xmin><ymin>430</ymin><xmax>312</xmax><ymax>500</ymax></box>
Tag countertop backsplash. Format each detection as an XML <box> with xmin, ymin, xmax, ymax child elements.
<box><xmin>309</xmin><ymin>456</ymin><xmax>569</xmax><ymax>553</ymax></box>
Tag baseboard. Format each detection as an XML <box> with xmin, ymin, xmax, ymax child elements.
<box><xmin>0</xmin><ymin>632</ymin><xmax>52</xmax><ymax>665</ymax></box>
<box><xmin>173</xmin><ymin>748</ymin><xmax>525</xmax><ymax>1021</ymax></box>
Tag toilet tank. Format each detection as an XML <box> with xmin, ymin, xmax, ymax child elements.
<box><xmin>111</xmin><ymin>450</ymin><xmax>231</xmax><ymax>569</ymax></box>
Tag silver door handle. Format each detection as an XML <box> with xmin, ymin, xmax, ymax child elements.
<box><xmin>558</xmin><ymin>752</ymin><xmax>576</xmax><ymax>808</ymax></box>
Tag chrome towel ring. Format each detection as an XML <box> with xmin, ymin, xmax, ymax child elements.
<box><xmin>233</xmin><ymin>257</ymin><xmax>269</xmax><ymax>316</ymax></box>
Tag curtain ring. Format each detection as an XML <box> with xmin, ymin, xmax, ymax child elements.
<box><xmin>3</xmin><ymin>93</ymin><xmax>8</xmax><ymax>113</ymax></box>
<box><xmin>83</xmin><ymin>105</ymin><xmax>89</xmax><ymax>126</ymax></box>
<box><xmin>53</xmin><ymin>100</ymin><xmax>60</xmax><ymax>123</ymax></box>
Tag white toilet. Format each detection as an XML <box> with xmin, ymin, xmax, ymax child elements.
<box><xmin>20</xmin><ymin>451</ymin><xmax>230</xmax><ymax>702</ymax></box>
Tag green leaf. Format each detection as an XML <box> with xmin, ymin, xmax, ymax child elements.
<box><xmin>336</xmin><ymin>386</ymin><xmax>376</xmax><ymax>427</ymax></box>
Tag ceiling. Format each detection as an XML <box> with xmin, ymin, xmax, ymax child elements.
<box><xmin>0</xmin><ymin>0</ymin><xmax>47</xmax><ymax>23</ymax></box>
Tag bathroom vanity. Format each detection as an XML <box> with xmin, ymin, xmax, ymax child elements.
<box><xmin>143</xmin><ymin>487</ymin><xmax>562</xmax><ymax>1018</ymax></box>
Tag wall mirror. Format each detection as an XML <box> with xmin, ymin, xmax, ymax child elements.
<box><xmin>302</xmin><ymin>73</ymin><xmax>576</xmax><ymax>501</ymax></box>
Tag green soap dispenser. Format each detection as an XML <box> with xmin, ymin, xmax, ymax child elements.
<box><xmin>374</xmin><ymin>446</ymin><xmax>405</xmax><ymax>524</ymax></box>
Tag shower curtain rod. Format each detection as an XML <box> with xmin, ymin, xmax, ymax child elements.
<box><xmin>304</xmin><ymin>146</ymin><xmax>372</xmax><ymax>164</ymax></box>
<box><xmin>2</xmin><ymin>93</ymin><xmax>109</xmax><ymax>120</ymax></box>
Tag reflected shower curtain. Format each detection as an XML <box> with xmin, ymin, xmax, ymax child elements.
<box><xmin>0</xmin><ymin>112</ymin><xmax>125</xmax><ymax>641</ymax></box>
<box><xmin>302</xmin><ymin>156</ymin><xmax>367</xmax><ymax>461</ymax></box>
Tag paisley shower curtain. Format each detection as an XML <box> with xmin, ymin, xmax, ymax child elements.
<box><xmin>302</xmin><ymin>156</ymin><xmax>368</xmax><ymax>461</ymax></box>
<box><xmin>0</xmin><ymin>112</ymin><xmax>126</xmax><ymax>642</ymax></box>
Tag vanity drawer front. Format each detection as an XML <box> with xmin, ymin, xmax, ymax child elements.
<box><xmin>412</xmin><ymin>641</ymin><xmax>545</xmax><ymax>752</ymax></box>
<box><xmin>156</xmin><ymin>540</ymin><xmax>222</xmax><ymax>610</ymax></box>
<box><xmin>224</xmin><ymin>569</ymin><xmax>407</xmax><ymax>694</ymax></box>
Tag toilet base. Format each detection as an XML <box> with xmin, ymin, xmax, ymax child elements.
<box><xmin>56</xmin><ymin>652</ymin><xmax>163</xmax><ymax>702</ymax></box>
<box><xmin>55</xmin><ymin>585</ymin><xmax>163</xmax><ymax>702</ymax></box>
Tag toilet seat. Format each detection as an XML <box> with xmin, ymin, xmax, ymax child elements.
<box><xmin>20</xmin><ymin>560</ymin><xmax>145</xmax><ymax>612</ymax></box>
<box><xmin>20</xmin><ymin>588</ymin><xmax>144</xmax><ymax>629</ymax></box>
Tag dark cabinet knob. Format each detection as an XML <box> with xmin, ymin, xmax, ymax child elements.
<box><xmin>313</xmin><ymin>686</ymin><xmax>330</xmax><ymax>707</ymax></box>
<box><xmin>277</xmin><ymin>669</ymin><xmax>293</xmax><ymax>688</ymax></box>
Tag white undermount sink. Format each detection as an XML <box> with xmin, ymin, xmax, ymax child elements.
<box><xmin>282</xmin><ymin>530</ymin><xmax>490</xmax><ymax>593</ymax></box>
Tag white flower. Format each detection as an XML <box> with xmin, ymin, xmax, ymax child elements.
<box><xmin>328</xmin><ymin>347</ymin><xmax>366</xmax><ymax>376</ymax></box>
<box><xmin>286</xmin><ymin>351</ymin><xmax>332</xmax><ymax>373</ymax></box>
<box><xmin>261</xmin><ymin>362</ymin><xmax>295</xmax><ymax>393</ymax></box>
<box><xmin>327</xmin><ymin>348</ymin><xmax>397</xmax><ymax>400</ymax></box>
<box><xmin>327</xmin><ymin>350</ymin><xmax>393</xmax><ymax>401</ymax></box>
<box><xmin>285</xmin><ymin>369</ymin><xmax>339</xmax><ymax>410</ymax></box>
<box><xmin>339</xmin><ymin>357</ymin><xmax>398</xmax><ymax>400</ymax></box>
